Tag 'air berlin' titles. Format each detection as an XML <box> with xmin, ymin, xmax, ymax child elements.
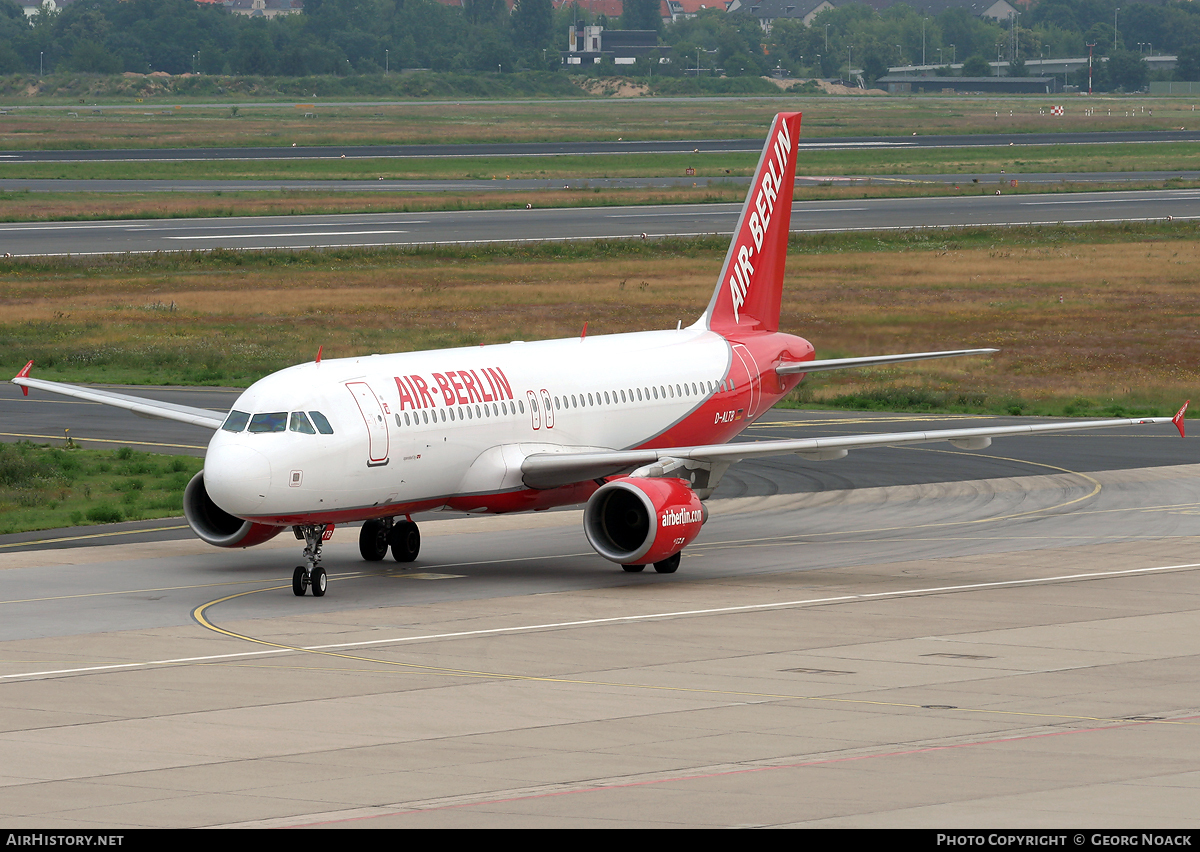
<box><xmin>393</xmin><ymin>367</ymin><xmax>513</xmax><ymax>410</ymax></box>
<box><xmin>661</xmin><ymin>508</ymin><xmax>703</xmax><ymax>527</ymax></box>
<box><xmin>729</xmin><ymin>120</ymin><xmax>791</xmax><ymax>324</ymax></box>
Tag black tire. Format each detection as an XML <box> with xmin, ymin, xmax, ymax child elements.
<box><xmin>292</xmin><ymin>566</ymin><xmax>306</xmax><ymax>596</ymax></box>
<box><xmin>358</xmin><ymin>520</ymin><xmax>389</xmax><ymax>561</ymax></box>
<box><xmin>389</xmin><ymin>521</ymin><xmax>420</xmax><ymax>563</ymax></box>
<box><xmin>311</xmin><ymin>566</ymin><xmax>327</xmax><ymax>597</ymax></box>
<box><xmin>622</xmin><ymin>564</ymin><xmax>645</xmax><ymax>573</ymax></box>
<box><xmin>653</xmin><ymin>553</ymin><xmax>681</xmax><ymax>574</ymax></box>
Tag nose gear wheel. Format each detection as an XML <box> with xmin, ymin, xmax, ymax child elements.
<box><xmin>291</xmin><ymin>524</ymin><xmax>330</xmax><ymax>596</ymax></box>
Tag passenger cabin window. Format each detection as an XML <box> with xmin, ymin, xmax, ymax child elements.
<box><xmin>222</xmin><ymin>410</ymin><xmax>250</xmax><ymax>433</ymax></box>
<box><xmin>248</xmin><ymin>412</ymin><xmax>287</xmax><ymax>433</ymax></box>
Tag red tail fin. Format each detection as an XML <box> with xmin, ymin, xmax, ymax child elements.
<box><xmin>703</xmin><ymin>112</ymin><xmax>801</xmax><ymax>335</ymax></box>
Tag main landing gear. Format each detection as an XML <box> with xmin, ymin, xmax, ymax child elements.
<box><xmin>622</xmin><ymin>552</ymin><xmax>681</xmax><ymax>574</ymax></box>
<box><xmin>292</xmin><ymin>524</ymin><xmax>330</xmax><ymax>597</ymax></box>
<box><xmin>359</xmin><ymin>517</ymin><xmax>421</xmax><ymax>564</ymax></box>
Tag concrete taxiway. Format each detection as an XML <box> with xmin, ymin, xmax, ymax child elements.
<box><xmin>4</xmin><ymin>188</ymin><xmax>1200</xmax><ymax>256</ymax></box>
<box><xmin>0</xmin><ymin>409</ymin><xmax>1197</xmax><ymax>827</ymax></box>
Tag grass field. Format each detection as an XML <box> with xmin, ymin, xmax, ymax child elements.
<box><xmin>2</xmin><ymin>223</ymin><xmax>1197</xmax><ymax>417</ymax></box>
<box><xmin>0</xmin><ymin>442</ymin><xmax>203</xmax><ymax>535</ymax></box>
<box><xmin>0</xmin><ymin>93</ymin><xmax>1194</xmax><ymax>151</ymax></box>
<box><xmin>4</xmin><ymin>142</ymin><xmax>1200</xmax><ymax>183</ymax></box>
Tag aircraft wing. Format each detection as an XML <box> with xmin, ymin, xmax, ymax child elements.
<box><xmin>520</xmin><ymin>405</ymin><xmax>1189</xmax><ymax>490</ymax></box>
<box><xmin>11</xmin><ymin>362</ymin><xmax>226</xmax><ymax>430</ymax></box>
<box><xmin>777</xmin><ymin>348</ymin><xmax>998</xmax><ymax>375</ymax></box>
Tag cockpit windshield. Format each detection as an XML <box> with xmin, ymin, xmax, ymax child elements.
<box><xmin>221</xmin><ymin>410</ymin><xmax>250</xmax><ymax>433</ymax></box>
<box><xmin>248</xmin><ymin>412</ymin><xmax>288</xmax><ymax>433</ymax></box>
<box><xmin>289</xmin><ymin>412</ymin><xmax>316</xmax><ymax>434</ymax></box>
<box><xmin>308</xmin><ymin>411</ymin><xmax>334</xmax><ymax>434</ymax></box>
<box><xmin>223</xmin><ymin>410</ymin><xmax>333</xmax><ymax>435</ymax></box>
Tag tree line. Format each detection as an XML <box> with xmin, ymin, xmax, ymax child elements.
<box><xmin>2</xmin><ymin>0</ymin><xmax>1199</xmax><ymax>91</ymax></box>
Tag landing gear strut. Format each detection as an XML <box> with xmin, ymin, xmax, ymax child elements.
<box><xmin>292</xmin><ymin>524</ymin><xmax>329</xmax><ymax>597</ymax></box>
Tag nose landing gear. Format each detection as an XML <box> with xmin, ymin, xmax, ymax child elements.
<box><xmin>292</xmin><ymin>524</ymin><xmax>332</xmax><ymax>596</ymax></box>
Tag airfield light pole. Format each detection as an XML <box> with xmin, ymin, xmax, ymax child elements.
<box><xmin>1087</xmin><ymin>42</ymin><xmax>1096</xmax><ymax>95</ymax></box>
<box><xmin>39</xmin><ymin>51</ymin><xmax>43</xmax><ymax>76</ymax></box>
<box><xmin>385</xmin><ymin>49</ymin><xmax>389</xmax><ymax>74</ymax></box>
<box><xmin>825</xmin><ymin>24</ymin><xmax>829</xmax><ymax>53</ymax></box>
<box><xmin>922</xmin><ymin>18</ymin><xmax>926</xmax><ymax>67</ymax></box>
<box><xmin>951</xmin><ymin>44</ymin><xmax>955</xmax><ymax>65</ymax></box>
<box><xmin>1114</xmin><ymin>7</ymin><xmax>1120</xmax><ymax>50</ymax></box>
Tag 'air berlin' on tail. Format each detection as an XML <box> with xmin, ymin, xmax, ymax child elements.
<box><xmin>703</xmin><ymin>112</ymin><xmax>801</xmax><ymax>335</ymax></box>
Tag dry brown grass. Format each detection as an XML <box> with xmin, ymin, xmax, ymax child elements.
<box><xmin>0</xmin><ymin>186</ymin><xmax>747</xmax><ymax>222</ymax></box>
<box><xmin>5</xmin><ymin>235</ymin><xmax>1198</xmax><ymax>407</ymax></box>
<box><xmin>1</xmin><ymin>96</ymin><xmax>1196</xmax><ymax>151</ymax></box>
<box><xmin>782</xmin><ymin>241</ymin><xmax>1200</xmax><ymax>406</ymax></box>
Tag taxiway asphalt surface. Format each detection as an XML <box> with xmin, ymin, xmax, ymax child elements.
<box><xmin>0</xmin><ymin>404</ymin><xmax>1197</xmax><ymax>826</ymax></box>
<box><xmin>4</xmin><ymin>188</ymin><xmax>1200</xmax><ymax>256</ymax></box>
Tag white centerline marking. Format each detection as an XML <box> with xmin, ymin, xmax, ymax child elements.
<box><xmin>165</xmin><ymin>230</ymin><xmax>408</xmax><ymax>240</ymax></box>
<box><xmin>3</xmin><ymin>560</ymin><xmax>1198</xmax><ymax>682</ymax></box>
<box><xmin>606</xmin><ymin>211</ymin><xmax>734</xmax><ymax>218</ymax></box>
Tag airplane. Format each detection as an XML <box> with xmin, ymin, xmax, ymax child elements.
<box><xmin>11</xmin><ymin>112</ymin><xmax>1189</xmax><ymax>598</ymax></box>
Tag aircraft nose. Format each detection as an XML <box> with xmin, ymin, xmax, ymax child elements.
<box><xmin>204</xmin><ymin>442</ymin><xmax>272</xmax><ymax>514</ymax></box>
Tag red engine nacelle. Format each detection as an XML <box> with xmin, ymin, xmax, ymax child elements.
<box><xmin>183</xmin><ymin>471</ymin><xmax>284</xmax><ymax>548</ymax></box>
<box><xmin>583</xmin><ymin>477</ymin><xmax>707</xmax><ymax>566</ymax></box>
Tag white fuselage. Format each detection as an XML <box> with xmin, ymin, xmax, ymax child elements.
<box><xmin>204</xmin><ymin>325</ymin><xmax>739</xmax><ymax>525</ymax></box>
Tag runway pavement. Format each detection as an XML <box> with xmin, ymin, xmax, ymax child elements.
<box><xmin>0</xmin><ymin>412</ymin><xmax>1197</xmax><ymax>826</ymax></box>
<box><xmin>4</xmin><ymin>188</ymin><xmax>1199</xmax><ymax>256</ymax></box>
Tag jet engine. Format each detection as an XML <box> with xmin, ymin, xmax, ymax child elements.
<box><xmin>183</xmin><ymin>471</ymin><xmax>284</xmax><ymax>548</ymax></box>
<box><xmin>583</xmin><ymin>476</ymin><xmax>707</xmax><ymax>566</ymax></box>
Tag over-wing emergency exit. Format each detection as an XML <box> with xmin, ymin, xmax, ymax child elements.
<box><xmin>12</xmin><ymin>113</ymin><xmax>1188</xmax><ymax>597</ymax></box>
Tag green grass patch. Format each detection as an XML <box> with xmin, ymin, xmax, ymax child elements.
<box><xmin>3</xmin><ymin>143</ymin><xmax>1200</xmax><ymax>182</ymax></box>
<box><xmin>0</xmin><ymin>443</ymin><xmax>202</xmax><ymax>534</ymax></box>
